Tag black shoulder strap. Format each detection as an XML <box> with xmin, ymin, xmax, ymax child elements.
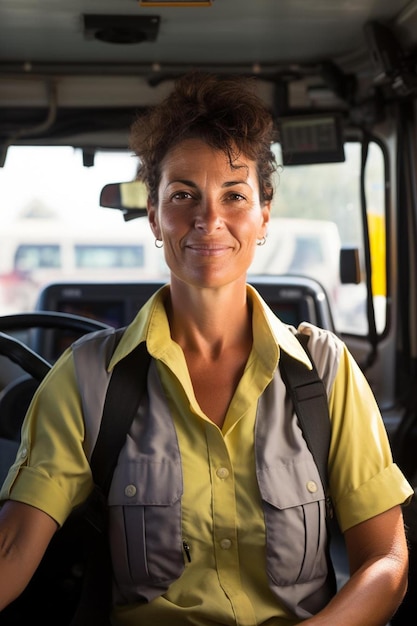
<box><xmin>280</xmin><ymin>334</ymin><xmax>339</xmax><ymax>595</ymax></box>
<box><xmin>90</xmin><ymin>340</ymin><xmax>151</xmax><ymax>496</ymax></box>
<box><xmin>69</xmin><ymin>337</ymin><xmax>152</xmax><ymax>626</ymax></box>
<box><xmin>279</xmin><ymin>332</ymin><xmax>331</xmax><ymax>495</ymax></box>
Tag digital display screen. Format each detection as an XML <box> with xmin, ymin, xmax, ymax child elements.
<box><xmin>279</xmin><ymin>114</ymin><xmax>345</xmax><ymax>165</ymax></box>
<box><xmin>58</xmin><ymin>300</ymin><xmax>125</xmax><ymax>328</ymax></box>
<box><xmin>269</xmin><ymin>301</ymin><xmax>302</xmax><ymax>326</ymax></box>
<box><xmin>44</xmin><ymin>300</ymin><xmax>125</xmax><ymax>361</ymax></box>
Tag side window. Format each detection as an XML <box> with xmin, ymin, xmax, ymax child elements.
<box><xmin>264</xmin><ymin>141</ymin><xmax>386</xmax><ymax>336</ymax></box>
<box><xmin>288</xmin><ymin>237</ymin><xmax>325</xmax><ymax>270</ymax></box>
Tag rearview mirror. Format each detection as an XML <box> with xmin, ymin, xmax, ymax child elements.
<box><xmin>100</xmin><ymin>181</ymin><xmax>148</xmax><ymax>221</ymax></box>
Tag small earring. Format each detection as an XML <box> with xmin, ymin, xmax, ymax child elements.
<box><xmin>154</xmin><ymin>238</ymin><xmax>164</xmax><ymax>248</ymax></box>
<box><xmin>256</xmin><ymin>236</ymin><xmax>266</xmax><ymax>246</ymax></box>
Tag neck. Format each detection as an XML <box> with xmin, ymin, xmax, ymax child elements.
<box><xmin>166</xmin><ymin>278</ymin><xmax>252</xmax><ymax>358</ymax></box>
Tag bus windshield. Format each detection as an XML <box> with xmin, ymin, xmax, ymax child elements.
<box><xmin>0</xmin><ymin>142</ymin><xmax>385</xmax><ymax>336</ymax></box>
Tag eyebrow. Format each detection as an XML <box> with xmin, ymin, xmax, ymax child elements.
<box><xmin>223</xmin><ymin>180</ymin><xmax>250</xmax><ymax>188</ymax></box>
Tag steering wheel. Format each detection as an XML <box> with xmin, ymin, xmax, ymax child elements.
<box><xmin>0</xmin><ymin>311</ymin><xmax>111</xmax><ymax>381</ymax></box>
<box><xmin>0</xmin><ymin>332</ymin><xmax>51</xmax><ymax>381</ymax></box>
<box><xmin>0</xmin><ymin>312</ymin><xmax>112</xmax><ymax>442</ymax></box>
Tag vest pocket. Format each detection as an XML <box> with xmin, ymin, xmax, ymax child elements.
<box><xmin>257</xmin><ymin>458</ymin><xmax>328</xmax><ymax>585</ymax></box>
<box><xmin>107</xmin><ymin>458</ymin><xmax>184</xmax><ymax>597</ymax></box>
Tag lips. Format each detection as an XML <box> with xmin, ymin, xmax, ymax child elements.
<box><xmin>185</xmin><ymin>243</ymin><xmax>232</xmax><ymax>256</ymax></box>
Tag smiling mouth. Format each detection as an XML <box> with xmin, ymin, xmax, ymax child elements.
<box><xmin>186</xmin><ymin>244</ymin><xmax>232</xmax><ymax>256</ymax></box>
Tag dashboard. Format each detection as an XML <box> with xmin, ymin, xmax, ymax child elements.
<box><xmin>34</xmin><ymin>276</ymin><xmax>335</xmax><ymax>362</ymax></box>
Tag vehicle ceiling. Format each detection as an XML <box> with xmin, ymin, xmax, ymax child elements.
<box><xmin>1</xmin><ymin>0</ymin><xmax>417</xmax><ymax>161</ymax></box>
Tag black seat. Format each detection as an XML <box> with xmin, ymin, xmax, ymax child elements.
<box><xmin>0</xmin><ymin>373</ymin><xmax>39</xmax><ymax>441</ymax></box>
<box><xmin>0</xmin><ymin>374</ymin><xmax>40</xmax><ymax>485</ymax></box>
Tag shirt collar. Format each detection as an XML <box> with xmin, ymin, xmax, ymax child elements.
<box><xmin>107</xmin><ymin>284</ymin><xmax>170</xmax><ymax>370</ymax></box>
<box><xmin>247</xmin><ymin>284</ymin><xmax>312</xmax><ymax>370</ymax></box>
<box><xmin>108</xmin><ymin>283</ymin><xmax>312</xmax><ymax>371</ymax></box>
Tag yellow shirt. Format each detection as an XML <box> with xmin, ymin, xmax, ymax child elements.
<box><xmin>1</xmin><ymin>285</ymin><xmax>413</xmax><ymax>626</ymax></box>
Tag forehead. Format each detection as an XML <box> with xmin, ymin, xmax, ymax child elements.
<box><xmin>160</xmin><ymin>138</ymin><xmax>256</xmax><ymax>179</ymax></box>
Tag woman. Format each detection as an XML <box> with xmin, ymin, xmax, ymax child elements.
<box><xmin>0</xmin><ymin>72</ymin><xmax>413</xmax><ymax>625</ymax></box>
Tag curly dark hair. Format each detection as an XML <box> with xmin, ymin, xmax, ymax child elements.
<box><xmin>129</xmin><ymin>72</ymin><xmax>278</xmax><ymax>206</ymax></box>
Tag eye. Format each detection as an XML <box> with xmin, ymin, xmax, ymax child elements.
<box><xmin>224</xmin><ymin>191</ymin><xmax>250</xmax><ymax>205</ymax></box>
<box><xmin>227</xmin><ymin>192</ymin><xmax>246</xmax><ymax>201</ymax></box>
<box><xmin>171</xmin><ymin>190</ymin><xmax>194</xmax><ymax>201</ymax></box>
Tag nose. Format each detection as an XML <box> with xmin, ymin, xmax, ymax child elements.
<box><xmin>194</xmin><ymin>196</ymin><xmax>223</xmax><ymax>233</ymax></box>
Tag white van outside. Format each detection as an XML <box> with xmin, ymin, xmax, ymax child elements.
<box><xmin>0</xmin><ymin>214</ymin><xmax>341</xmax><ymax>317</ymax></box>
<box><xmin>0</xmin><ymin>215</ymin><xmax>168</xmax><ymax>315</ymax></box>
<box><xmin>249</xmin><ymin>217</ymin><xmax>342</xmax><ymax>308</ymax></box>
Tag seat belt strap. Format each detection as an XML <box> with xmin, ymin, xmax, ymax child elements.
<box><xmin>90</xmin><ymin>339</ymin><xmax>151</xmax><ymax>496</ymax></box>
<box><xmin>279</xmin><ymin>332</ymin><xmax>331</xmax><ymax>496</ymax></box>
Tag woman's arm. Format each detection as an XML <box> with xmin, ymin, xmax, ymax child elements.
<box><xmin>0</xmin><ymin>499</ymin><xmax>58</xmax><ymax>610</ymax></box>
<box><xmin>305</xmin><ymin>505</ymin><xmax>409</xmax><ymax>625</ymax></box>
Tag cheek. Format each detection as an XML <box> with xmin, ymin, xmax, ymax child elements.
<box><xmin>150</xmin><ymin>206</ymin><xmax>179</xmax><ymax>240</ymax></box>
<box><xmin>160</xmin><ymin>212</ymin><xmax>189</xmax><ymax>239</ymax></box>
<box><xmin>242</xmin><ymin>223</ymin><xmax>262</xmax><ymax>244</ymax></box>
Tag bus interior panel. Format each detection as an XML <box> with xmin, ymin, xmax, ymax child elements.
<box><xmin>1</xmin><ymin>1</ymin><xmax>417</xmax><ymax>624</ymax></box>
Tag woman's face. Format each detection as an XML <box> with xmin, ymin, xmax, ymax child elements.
<box><xmin>147</xmin><ymin>138</ymin><xmax>270</xmax><ymax>289</ymax></box>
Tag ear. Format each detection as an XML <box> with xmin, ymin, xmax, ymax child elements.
<box><xmin>147</xmin><ymin>198</ymin><xmax>161</xmax><ymax>239</ymax></box>
<box><xmin>258</xmin><ymin>201</ymin><xmax>271</xmax><ymax>239</ymax></box>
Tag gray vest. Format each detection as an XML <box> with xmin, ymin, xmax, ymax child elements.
<box><xmin>72</xmin><ymin>328</ymin><xmax>334</xmax><ymax>620</ymax></box>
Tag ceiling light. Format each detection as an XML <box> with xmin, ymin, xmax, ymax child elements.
<box><xmin>83</xmin><ymin>15</ymin><xmax>160</xmax><ymax>44</ymax></box>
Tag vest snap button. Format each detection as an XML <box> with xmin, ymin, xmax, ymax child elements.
<box><xmin>125</xmin><ymin>484</ymin><xmax>137</xmax><ymax>497</ymax></box>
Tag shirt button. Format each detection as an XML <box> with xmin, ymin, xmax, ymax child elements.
<box><xmin>220</xmin><ymin>538</ymin><xmax>232</xmax><ymax>550</ymax></box>
<box><xmin>124</xmin><ymin>484</ymin><xmax>137</xmax><ymax>497</ymax></box>
<box><xmin>306</xmin><ymin>480</ymin><xmax>318</xmax><ymax>493</ymax></box>
<box><xmin>216</xmin><ymin>467</ymin><xmax>229</xmax><ymax>479</ymax></box>
<box><xmin>20</xmin><ymin>447</ymin><xmax>28</xmax><ymax>458</ymax></box>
